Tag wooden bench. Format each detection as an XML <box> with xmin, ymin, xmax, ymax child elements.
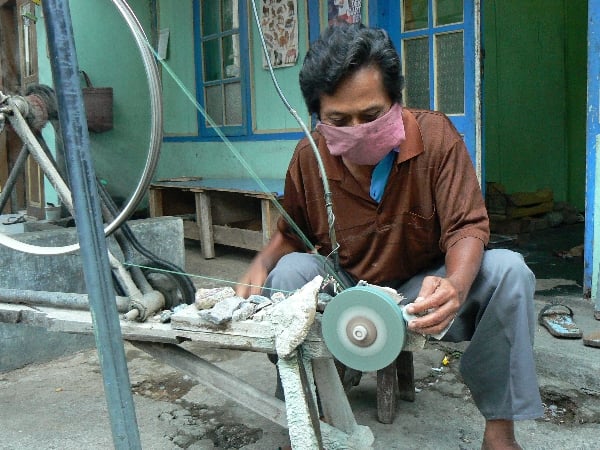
<box><xmin>149</xmin><ymin>178</ymin><xmax>284</xmax><ymax>259</ymax></box>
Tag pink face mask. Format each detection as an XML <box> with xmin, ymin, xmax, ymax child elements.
<box><xmin>316</xmin><ymin>103</ymin><xmax>405</xmax><ymax>165</ymax></box>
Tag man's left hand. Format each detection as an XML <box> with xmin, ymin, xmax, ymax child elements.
<box><xmin>404</xmin><ymin>275</ymin><xmax>461</xmax><ymax>335</ymax></box>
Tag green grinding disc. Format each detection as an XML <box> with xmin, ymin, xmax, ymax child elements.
<box><xmin>321</xmin><ymin>286</ymin><xmax>406</xmax><ymax>372</ymax></box>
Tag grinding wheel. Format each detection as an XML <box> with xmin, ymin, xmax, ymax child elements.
<box><xmin>321</xmin><ymin>286</ymin><xmax>406</xmax><ymax>372</ymax></box>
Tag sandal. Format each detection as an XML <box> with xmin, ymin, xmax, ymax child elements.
<box><xmin>2</xmin><ymin>215</ymin><xmax>26</xmax><ymax>225</ymax></box>
<box><xmin>538</xmin><ymin>304</ymin><xmax>583</xmax><ymax>339</ymax></box>
<box><xmin>583</xmin><ymin>330</ymin><xmax>600</xmax><ymax>348</ymax></box>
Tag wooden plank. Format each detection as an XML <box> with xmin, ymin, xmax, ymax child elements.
<box><xmin>277</xmin><ymin>353</ymin><xmax>322</xmax><ymax>449</ymax></box>
<box><xmin>213</xmin><ymin>225</ymin><xmax>264</xmax><ymax>251</ymax></box>
<box><xmin>0</xmin><ymin>301</ymin><xmax>332</xmax><ymax>356</ymax></box>
<box><xmin>0</xmin><ymin>132</ymin><xmax>8</xmax><ymax>214</ymax></box>
<box><xmin>148</xmin><ymin>179</ymin><xmax>283</xmax><ymax>254</ymax></box>
<box><xmin>261</xmin><ymin>198</ymin><xmax>280</xmax><ymax>245</ymax></box>
<box><xmin>312</xmin><ymin>357</ymin><xmax>359</xmax><ymax>434</ymax></box>
<box><xmin>148</xmin><ymin>187</ymin><xmax>164</xmax><ymax>217</ymax></box>
<box><xmin>183</xmin><ymin>217</ymin><xmax>274</xmax><ymax>252</ymax></box>
<box><xmin>132</xmin><ymin>341</ymin><xmax>289</xmax><ymax>428</ymax></box>
<box><xmin>0</xmin><ymin>3</ymin><xmax>20</xmax><ymax>94</ymax></box>
<box><xmin>506</xmin><ymin>201</ymin><xmax>554</xmax><ymax>219</ymax></box>
<box><xmin>150</xmin><ymin>178</ymin><xmax>284</xmax><ymax>197</ymax></box>
<box><xmin>376</xmin><ymin>362</ymin><xmax>398</xmax><ymax>424</ymax></box>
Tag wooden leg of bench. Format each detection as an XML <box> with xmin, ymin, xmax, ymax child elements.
<box><xmin>397</xmin><ymin>351</ymin><xmax>415</xmax><ymax>402</ymax></box>
<box><xmin>195</xmin><ymin>192</ymin><xmax>215</xmax><ymax>259</ymax></box>
<box><xmin>376</xmin><ymin>362</ymin><xmax>398</xmax><ymax>424</ymax></box>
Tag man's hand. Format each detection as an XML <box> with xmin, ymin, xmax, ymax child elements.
<box><xmin>234</xmin><ymin>231</ymin><xmax>298</xmax><ymax>298</ymax></box>
<box><xmin>235</xmin><ymin>259</ymin><xmax>269</xmax><ymax>298</ymax></box>
<box><xmin>404</xmin><ymin>236</ymin><xmax>485</xmax><ymax>336</ymax></box>
<box><xmin>404</xmin><ymin>276</ymin><xmax>461</xmax><ymax>335</ymax></box>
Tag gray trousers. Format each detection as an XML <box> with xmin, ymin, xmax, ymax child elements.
<box><xmin>264</xmin><ymin>249</ymin><xmax>544</xmax><ymax>421</ymax></box>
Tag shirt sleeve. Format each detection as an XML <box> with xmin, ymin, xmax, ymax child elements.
<box><xmin>276</xmin><ymin>139</ymin><xmax>315</xmax><ymax>252</ymax></box>
<box><xmin>434</xmin><ymin>118</ymin><xmax>490</xmax><ymax>252</ymax></box>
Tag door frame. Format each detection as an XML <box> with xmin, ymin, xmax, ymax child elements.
<box><xmin>585</xmin><ymin>0</ymin><xmax>599</xmax><ymax>307</ymax></box>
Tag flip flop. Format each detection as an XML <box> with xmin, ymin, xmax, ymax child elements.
<box><xmin>583</xmin><ymin>330</ymin><xmax>600</xmax><ymax>348</ymax></box>
<box><xmin>2</xmin><ymin>215</ymin><xmax>26</xmax><ymax>225</ymax></box>
<box><xmin>538</xmin><ymin>304</ymin><xmax>583</xmax><ymax>339</ymax></box>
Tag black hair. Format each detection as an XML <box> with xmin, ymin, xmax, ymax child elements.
<box><xmin>299</xmin><ymin>23</ymin><xmax>404</xmax><ymax>116</ymax></box>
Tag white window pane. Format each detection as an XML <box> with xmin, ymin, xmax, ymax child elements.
<box><xmin>403</xmin><ymin>37</ymin><xmax>430</xmax><ymax>109</ymax></box>
<box><xmin>225</xmin><ymin>82</ymin><xmax>242</xmax><ymax>125</ymax></box>
<box><xmin>435</xmin><ymin>31</ymin><xmax>464</xmax><ymax>114</ymax></box>
<box><xmin>205</xmin><ymin>85</ymin><xmax>224</xmax><ymax>126</ymax></box>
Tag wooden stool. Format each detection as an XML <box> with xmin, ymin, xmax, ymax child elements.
<box><xmin>335</xmin><ymin>351</ymin><xmax>415</xmax><ymax>424</ymax></box>
<box><xmin>376</xmin><ymin>351</ymin><xmax>415</xmax><ymax>424</ymax></box>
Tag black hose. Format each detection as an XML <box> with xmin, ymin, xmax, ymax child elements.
<box><xmin>97</xmin><ymin>181</ymin><xmax>196</xmax><ymax>306</ymax></box>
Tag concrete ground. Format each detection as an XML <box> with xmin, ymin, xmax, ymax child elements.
<box><xmin>1</xmin><ymin>225</ymin><xmax>600</xmax><ymax>449</ymax></box>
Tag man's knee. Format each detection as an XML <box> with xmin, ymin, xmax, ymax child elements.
<box><xmin>482</xmin><ymin>249</ymin><xmax>535</xmax><ymax>296</ymax></box>
<box><xmin>263</xmin><ymin>252</ymin><xmax>323</xmax><ymax>294</ymax></box>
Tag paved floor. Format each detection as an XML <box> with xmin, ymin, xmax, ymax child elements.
<box><xmin>1</xmin><ymin>221</ymin><xmax>599</xmax><ymax>449</ymax></box>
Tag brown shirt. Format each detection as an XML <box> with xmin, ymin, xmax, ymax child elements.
<box><xmin>278</xmin><ymin>108</ymin><xmax>490</xmax><ymax>285</ymax></box>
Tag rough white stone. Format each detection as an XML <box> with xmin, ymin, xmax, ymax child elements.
<box><xmin>231</xmin><ymin>302</ymin><xmax>256</xmax><ymax>322</ymax></box>
<box><xmin>195</xmin><ymin>287</ymin><xmax>236</xmax><ymax>310</ymax></box>
<box><xmin>198</xmin><ymin>296</ymin><xmax>245</xmax><ymax>325</ymax></box>
<box><xmin>268</xmin><ymin>276</ymin><xmax>322</xmax><ymax>359</ymax></box>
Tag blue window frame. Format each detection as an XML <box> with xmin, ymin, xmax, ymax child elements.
<box><xmin>195</xmin><ymin>0</ymin><xmax>250</xmax><ymax>137</ymax></box>
<box><xmin>160</xmin><ymin>0</ymin><xmax>305</xmax><ymax>143</ymax></box>
<box><xmin>370</xmin><ymin>0</ymin><xmax>480</xmax><ymax>169</ymax></box>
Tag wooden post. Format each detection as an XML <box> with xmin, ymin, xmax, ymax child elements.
<box><xmin>195</xmin><ymin>191</ymin><xmax>214</xmax><ymax>259</ymax></box>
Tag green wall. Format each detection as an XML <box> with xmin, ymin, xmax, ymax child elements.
<box><xmin>483</xmin><ymin>0</ymin><xmax>587</xmax><ymax>210</ymax></box>
<box><xmin>565</xmin><ymin>0</ymin><xmax>588</xmax><ymax>210</ymax></box>
<box><xmin>37</xmin><ymin>1</ymin><xmax>589</xmax><ymax>213</ymax></box>
<box><xmin>38</xmin><ymin>0</ymin><xmax>153</xmax><ymax>205</ymax></box>
<box><xmin>37</xmin><ymin>0</ymin><xmax>309</xmax><ymax>207</ymax></box>
<box><xmin>155</xmin><ymin>0</ymin><xmax>310</xmax><ymax>182</ymax></box>
<box><xmin>158</xmin><ymin>0</ymin><xmax>198</xmax><ymax>136</ymax></box>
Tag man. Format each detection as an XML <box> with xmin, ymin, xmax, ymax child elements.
<box><xmin>237</xmin><ymin>24</ymin><xmax>543</xmax><ymax>449</ymax></box>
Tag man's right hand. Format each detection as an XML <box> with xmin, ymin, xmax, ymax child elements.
<box><xmin>234</xmin><ymin>230</ymin><xmax>298</xmax><ymax>298</ymax></box>
<box><xmin>235</xmin><ymin>259</ymin><xmax>269</xmax><ymax>298</ymax></box>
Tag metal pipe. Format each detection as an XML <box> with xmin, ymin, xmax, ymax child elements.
<box><xmin>41</xmin><ymin>1</ymin><xmax>141</xmax><ymax>448</ymax></box>
<box><xmin>0</xmin><ymin>144</ymin><xmax>28</xmax><ymax>213</ymax></box>
<box><xmin>7</xmin><ymin>100</ymin><xmax>74</xmax><ymax>209</ymax></box>
<box><xmin>0</xmin><ymin>288</ymin><xmax>130</xmax><ymax>313</ymax></box>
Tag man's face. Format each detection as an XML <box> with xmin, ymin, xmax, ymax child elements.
<box><xmin>319</xmin><ymin>66</ymin><xmax>392</xmax><ymax>127</ymax></box>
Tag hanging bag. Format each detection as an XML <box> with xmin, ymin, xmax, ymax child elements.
<box><xmin>81</xmin><ymin>71</ymin><xmax>113</xmax><ymax>133</ymax></box>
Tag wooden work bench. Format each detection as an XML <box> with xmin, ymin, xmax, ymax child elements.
<box><xmin>0</xmin><ymin>299</ymin><xmax>375</xmax><ymax>449</ymax></box>
<box><xmin>149</xmin><ymin>178</ymin><xmax>284</xmax><ymax>259</ymax></box>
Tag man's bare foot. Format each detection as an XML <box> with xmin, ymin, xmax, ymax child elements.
<box><xmin>481</xmin><ymin>420</ymin><xmax>522</xmax><ymax>450</ymax></box>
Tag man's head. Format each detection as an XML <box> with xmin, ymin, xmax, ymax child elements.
<box><xmin>299</xmin><ymin>23</ymin><xmax>404</xmax><ymax>118</ymax></box>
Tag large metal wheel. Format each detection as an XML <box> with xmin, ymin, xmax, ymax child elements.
<box><xmin>0</xmin><ymin>0</ymin><xmax>161</xmax><ymax>255</ymax></box>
